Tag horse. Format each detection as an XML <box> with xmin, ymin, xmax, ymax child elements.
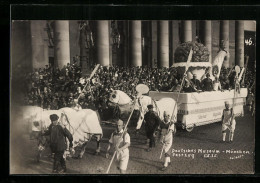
<box><xmin>108</xmin><ymin>90</ymin><xmax>178</xmax><ymax>130</ymax></box>
<box><xmin>59</xmin><ymin>108</ymin><xmax>103</xmax><ymax>158</ymax></box>
<box><xmin>107</xmin><ymin>90</ymin><xmax>140</xmax><ymax>127</ymax></box>
<box><xmin>18</xmin><ymin>106</ymin><xmax>103</xmax><ymax>161</ymax></box>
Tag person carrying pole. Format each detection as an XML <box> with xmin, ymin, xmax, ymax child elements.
<box><xmin>105</xmin><ymin>119</ymin><xmax>130</xmax><ymax>174</ymax></box>
<box><xmin>221</xmin><ymin>101</ymin><xmax>236</xmax><ymax>142</ymax></box>
<box><xmin>105</xmin><ymin>98</ymin><xmax>137</xmax><ymax>174</ymax></box>
<box><xmin>158</xmin><ymin>49</ymin><xmax>193</xmax><ymax>169</ymax></box>
<box><xmin>222</xmin><ymin>66</ymin><xmax>240</xmax><ymax>143</ymax></box>
<box><xmin>159</xmin><ymin>111</ymin><xmax>176</xmax><ymax>171</ymax></box>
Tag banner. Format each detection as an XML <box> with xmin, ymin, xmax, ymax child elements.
<box><xmin>212</xmin><ymin>50</ymin><xmax>228</xmax><ymax>78</ymax></box>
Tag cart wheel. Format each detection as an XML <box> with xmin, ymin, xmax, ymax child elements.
<box><xmin>186</xmin><ymin>125</ymin><xmax>194</xmax><ymax>132</ymax></box>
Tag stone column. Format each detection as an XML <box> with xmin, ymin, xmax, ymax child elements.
<box><xmin>181</xmin><ymin>20</ymin><xmax>192</xmax><ymax>43</ymax></box>
<box><xmin>235</xmin><ymin>20</ymin><xmax>244</xmax><ymax>67</ymax></box>
<box><xmin>151</xmin><ymin>21</ymin><xmax>157</xmax><ymax>68</ymax></box>
<box><xmin>109</xmin><ymin>21</ymin><xmax>113</xmax><ymax>66</ymax></box>
<box><xmin>200</xmin><ymin>20</ymin><xmax>212</xmax><ymax>63</ymax></box>
<box><xmin>95</xmin><ymin>21</ymin><xmax>110</xmax><ymax>66</ymax></box>
<box><xmin>170</xmin><ymin>21</ymin><xmax>179</xmax><ymax>65</ymax></box>
<box><xmin>157</xmin><ymin>21</ymin><xmax>169</xmax><ymax>68</ymax></box>
<box><xmin>220</xmin><ymin>20</ymin><xmax>230</xmax><ymax>67</ymax></box>
<box><xmin>129</xmin><ymin>21</ymin><xmax>142</xmax><ymax>67</ymax></box>
<box><xmin>142</xmin><ymin>21</ymin><xmax>150</xmax><ymax>67</ymax></box>
<box><xmin>54</xmin><ymin>21</ymin><xmax>70</xmax><ymax>69</ymax></box>
<box><xmin>30</xmin><ymin>20</ymin><xmax>49</xmax><ymax>69</ymax></box>
<box><xmin>11</xmin><ymin>21</ymin><xmax>32</xmax><ymax>73</ymax></box>
<box><xmin>122</xmin><ymin>20</ymin><xmax>129</xmax><ymax>67</ymax></box>
<box><xmin>146</xmin><ymin>21</ymin><xmax>152</xmax><ymax>68</ymax></box>
<box><xmin>79</xmin><ymin>23</ymin><xmax>88</xmax><ymax>75</ymax></box>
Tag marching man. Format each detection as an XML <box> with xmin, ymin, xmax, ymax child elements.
<box><xmin>41</xmin><ymin>114</ymin><xmax>73</xmax><ymax>173</ymax></box>
<box><xmin>144</xmin><ymin>104</ymin><xmax>161</xmax><ymax>152</ymax></box>
<box><xmin>159</xmin><ymin>111</ymin><xmax>176</xmax><ymax>171</ymax></box>
<box><xmin>106</xmin><ymin>119</ymin><xmax>130</xmax><ymax>174</ymax></box>
<box><xmin>222</xmin><ymin>101</ymin><xmax>236</xmax><ymax>142</ymax></box>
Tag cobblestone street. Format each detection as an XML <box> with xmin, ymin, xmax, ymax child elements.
<box><xmin>10</xmin><ymin>109</ymin><xmax>254</xmax><ymax>174</ymax></box>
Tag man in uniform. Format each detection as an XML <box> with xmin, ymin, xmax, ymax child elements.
<box><xmin>159</xmin><ymin>111</ymin><xmax>176</xmax><ymax>171</ymax></box>
<box><xmin>42</xmin><ymin>114</ymin><xmax>73</xmax><ymax>173</ymax></box>
<box><xmin>144</xmin><ymin>104</ymin><xmax>161</xmax><ymax>152</ymax></box>
<box><xmin>106</xmin><ymin>119</ymin><xmax>130</xmax><ymax>174</ymax></box>
<box><xmin>221</xmin><ymin>101</ymin><xmax>236</xmax><ymax>142</ymax></box>
<box><xmin>201</xmin><ymin>73</ymin><xmax>213</xmax><ymax>91</ymax></box>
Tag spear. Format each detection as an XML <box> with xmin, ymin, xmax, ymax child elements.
<box><xmin>241</xmin><ymin>55</ymin><xmax>249</xmax><ymax>86</ymax></box>
<box><xmin>229</xmin><ymin>68</ymin><xmax>239</xmax><ymax>140</ymax></box>
<box><xmin>105</xmin><ymin>98</ymin><xmax>137</xmax><ymax>174</ymax></box>
<box><xmin>159</xmin><ymin>48</ymin><xmax>193</xmax><ymax>159</ymax></box>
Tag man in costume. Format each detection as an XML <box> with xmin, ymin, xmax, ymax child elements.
<box><xmin>159</xmin><ymin>111</ymin><xmax>176</xmax><ymax>171</ymax></box>
<box><xmin>106</xmin><ymin>119</ymin><xmax>130</xmax><ymax>174</ymax></box>
<box><xmin>222</xmin><ymin>101</ymin><xmax>236</xmax><ymax>142</ymax></box>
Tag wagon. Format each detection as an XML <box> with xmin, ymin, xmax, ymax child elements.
<box><xmin>149</xmin><ymin>88</ymin><xmax>247</xmax><ymax>132</ymax></box>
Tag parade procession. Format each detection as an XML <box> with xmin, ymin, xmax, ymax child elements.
<box><xmin>10</xmin><ymin>20</ymin><xmax>255</xmax><ymax>174</ymax></box>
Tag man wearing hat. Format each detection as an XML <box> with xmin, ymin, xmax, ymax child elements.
<box><xmin>42</xmin><ymin>114</ymin><xmax>73</xmax><ymax>173</ymax></box>
<box><xmin>222</xmin><ymin>101</ymin><xmax>236</xmax><ymax>142</ymax></box>
<box><xmin>159</xmin><ymin>111</ymin><xmax>176</xmax><ymax>171</ymax></box>
<box><xmin>144</xmin><ymin>104</ymin><xmax>161</xmax><ymax>152</ymax></box>
<box><xmin>106</xmin><ymin>119</ymin><xmax>130</xmax><ymax>174</ymax></box>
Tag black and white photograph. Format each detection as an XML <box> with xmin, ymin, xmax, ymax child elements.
<box><xmin>10</xmin><ymin>7</ymin><xmax>256</xmax><ymax>174</ymax></box>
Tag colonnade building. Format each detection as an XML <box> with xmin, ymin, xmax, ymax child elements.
<box><xmin>11</xmin><ymin>20</ymin><xmax>256</xmax><ymax>73</ymax></box>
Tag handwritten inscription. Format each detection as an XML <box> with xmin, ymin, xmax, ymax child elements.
<box><xmin>224</xmin><ymin>150</ymin><xmax>250</xmax><ymax>154</ymax></box>
<box><xmin>171</xmin><ymin>148</ymin><xmax>251</xmax><ymax>159</ymax></box>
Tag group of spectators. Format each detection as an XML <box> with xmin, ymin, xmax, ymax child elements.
<box><xmin>20</xmin><ymin>60</ymin><xmax>255</xmax><ymax>117</ymax></box>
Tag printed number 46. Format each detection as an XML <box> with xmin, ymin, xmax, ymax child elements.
<box><xmin>245</xmin><ymin>38</ymin><xmax>253</xmax><ymax>46</ymax></box>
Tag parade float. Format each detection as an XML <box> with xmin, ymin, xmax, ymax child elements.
<box><xmin>149</xmin><ymin>42</ymin><xmax>247</xmax><ymax>132</ymax></box>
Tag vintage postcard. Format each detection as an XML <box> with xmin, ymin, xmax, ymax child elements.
<box><xmin>10</xmin><ymin>5</ymin><xmax>256</xmax><ymax>175</ymax></box>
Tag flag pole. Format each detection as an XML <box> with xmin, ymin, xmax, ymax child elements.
<box><xmin>77</xmin><ymin>64</ymin><xmax>100</xmax><ymax>100</ymax></box>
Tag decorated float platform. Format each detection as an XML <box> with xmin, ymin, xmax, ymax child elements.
<box><xmin>149</xmin><ymin>88</ymin><xmax>247</xmax><ymax>131</ymax></box>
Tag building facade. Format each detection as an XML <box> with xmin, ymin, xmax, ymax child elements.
<box><xmin>11</xmin><ymin>20</ymin><xmax>256</xmax><ymax>73</ymax></box>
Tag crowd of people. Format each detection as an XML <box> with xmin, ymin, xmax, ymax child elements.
<box><xmin>16</xmin><ymin>60</ymin><xmax>255</xmax><ymax>173</ymax></box>
<box><xmin>20</xmin><ymin>61</ymin><xmax>255</xmax><ymax>117</ymax></box>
